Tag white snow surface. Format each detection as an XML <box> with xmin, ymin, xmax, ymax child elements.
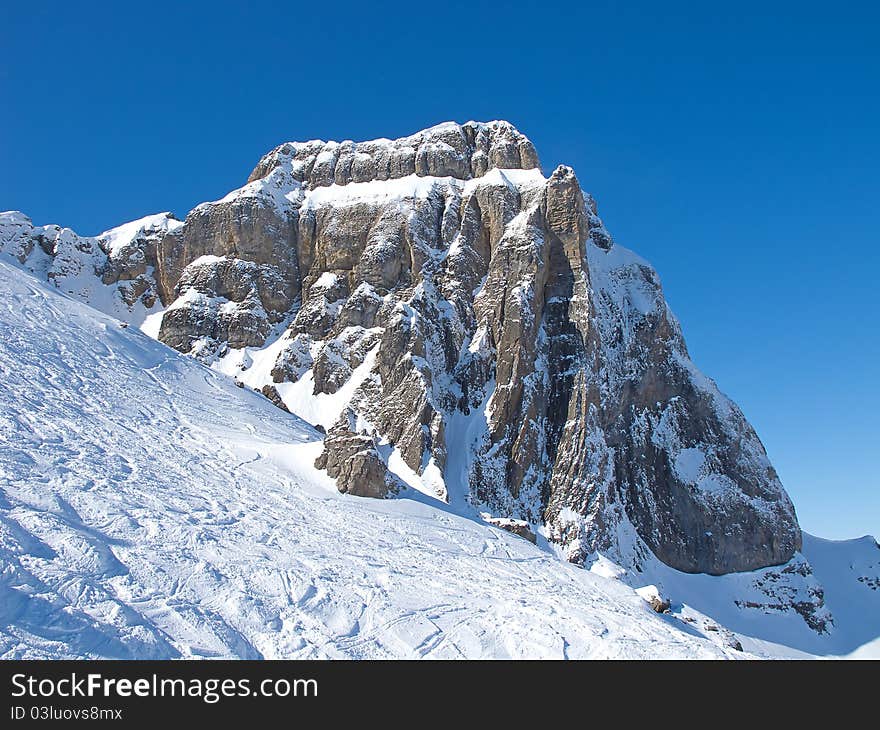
<box><xmin>0</xmin><ymin>260</ymin><xmax>744</xmax><ymax>659</ymax></box>
<box><xmin>204</xmin><ymin>158</ymin><xmax>547</xmax><ymax>217</ymax></box>
<box><xmin>586</xmin><ymin>525</ymin><xmax>880</xmax><ymax>658</ymax></box>
<box><xmin>99</xmin><ymin>213</ymin><xmax>182</xmax><ymax>254</ymax></box>
<box><xmin>274</xmin><ymin>344</ymin><xmax>381</xmax><ymax>431</ymax></box>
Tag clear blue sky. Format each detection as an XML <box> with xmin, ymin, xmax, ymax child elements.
<box><xmin>2</xmin><ymin>1</ymin><xmax>877</xmax><ymax>539</ymax></box>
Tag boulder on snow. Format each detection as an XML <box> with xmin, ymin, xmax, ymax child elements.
<box><xmin>260</xmin><ymin>384</ymin><xmax>290</xmax><ymax>413</ymax></box>
<box><xmin>636</xmin><ymin>585</ymin><xmax>671</xmax><ymax>613</ymax></box>
<box><xmin>483</xmin><ymin>516</ymin><xmax>537</xmax><ymax>544</ymax></box>
<box><xmin>314</xmin><ymin>410</ymin><xmax>399</xmax><ymax>499</ymax></box>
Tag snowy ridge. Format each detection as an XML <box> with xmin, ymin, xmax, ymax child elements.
<box><xmin>585</xmin><ymin>526</ymin><xmax>880</xmax><ymax>657</ymax></box>
<box><xmin>0</xmin><ymin>209</ymin><xmax>177</xmax><ymax>331</ymax></box>
<box><xmin>100</xmin><ymin>213</ymin><xmax>183</xmax><ymax>255</ymax></box>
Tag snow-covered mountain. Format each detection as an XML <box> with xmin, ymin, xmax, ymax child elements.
<box><xmin>0</xmin><ymin>258</ymin><xmax>742</xmax><ymax>658</ymax></box>
<box><xmin>1</xmin><ymin>121</ymin><xmax>877</xmax><ymax>658</ymax></box>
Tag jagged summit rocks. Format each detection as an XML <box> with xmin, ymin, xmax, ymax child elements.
<box><xmin>0</xmin><ymin>120</ymin><xmax>801</xmax><ymax>576</ymax></box>
<box><xmin>246</xmin><ymin>120</ymin><xmax>540</xmax><ymax>186</ymax></box>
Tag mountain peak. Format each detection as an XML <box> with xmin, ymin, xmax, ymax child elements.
<box><xmin>247</xmin><ymin>119</ymin><xmax>540</xmax><ymax>187</ymax></box>
<box><xmin>1</xmin><ymin>123</ymin><xmax>800</xmax><ymax>578</ymax></box>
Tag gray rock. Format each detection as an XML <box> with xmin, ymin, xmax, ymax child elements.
<box><xmin>649</xmin><ymin>596</ymin><xmax>671</xmax><ymax>613</ymax></box>
<box><xmin>484</xmin><ymin>516</ymin><xmax>538</xmax><ymax>544</ymax></box>
<box><xmin>271</xmin><ymin>333</ymin><xmax>314</xmax><ymax>383</ymax></box>
<box><xmin>247</xmin><ymin>120</ymin><xmax>540</xmax><ymax>186</ymax></box>
<box><xmin>260</xmin><ymin>384</ymin><xmax>290</xmax><ymax>412</ymax></box>
<box><xmin>155</xmin><ymin>197</ymin><xmax>299</xmax><ymax>311</ymax></box>
<box><xmin>314</xmin><ymin>411</ymin><xmax>399</xmax><ymax>499</ymax></box>
<box><xmin>158</xmin><ymin>256</ymin><xmax>295</xmax><ymax>355</ymax></box>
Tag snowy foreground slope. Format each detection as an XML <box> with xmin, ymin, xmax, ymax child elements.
<box><xmin>0</xmin><ymin>260</ymin><xmax>749</xmax><ymax>659</ymax></box>
<box><xmin>1</xmin><ymin>261</ymin><xmax>876</xmax><ymax>659</ymax></box>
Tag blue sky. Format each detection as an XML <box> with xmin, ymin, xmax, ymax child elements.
<box><xmin>2</xmin><ymin>1</ymin><xmax>877</xmax><ymax>539</ymax></box>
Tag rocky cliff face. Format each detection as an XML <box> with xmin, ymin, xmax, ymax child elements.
<box><xmin>0</xmin><ymin>121</ymin><xmax>801</xmax><ymax>576</ymax></box>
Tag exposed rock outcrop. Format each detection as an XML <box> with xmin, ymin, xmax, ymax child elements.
<box><xmin>0</xmin><ymin>211</ymin><xmax>178</xmax><ymax>320</ymax></box>
<box><xmin>247</xmin><ymin>120</ymin><xmax>539</xmax><ymax>187</ymax></box>
<box><xmin>158</xmin><ymin>255</ymin><xmax>295</xmax><ymax>352</ymax></box>
<box><xmin>484</xmin><ymin>516</ymin><xmax>538</xmax><ymax>544</ymax></box>
<box><xmin>260</xmin><ymin>384</ymin><xmax>290</xmax><ymax>412</ymax></box>
<box><xmin>314</xmin><ymin>410</ymin><xmax>399</xmax><ymax>498</ymax></box>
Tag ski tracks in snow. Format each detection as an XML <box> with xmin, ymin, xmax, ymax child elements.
<box><xmin>0</xmin><ymin>260</ymin><xmax>738</xmax><ymax>659</ymax></box>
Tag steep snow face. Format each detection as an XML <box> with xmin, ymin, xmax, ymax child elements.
<box><xmin>0</xmin><ymin>260</ymin><xmax>743</xmax><ymax>659</ymax></box>
<box><xmin>100</xmin><ymin>213</ymin><xmax>183</xmax><ymax>255</ymax></box>
<box><xmin>800</xmin><ymin>534</ymin><xmax>880</xmax><ymax>654</ymax></box>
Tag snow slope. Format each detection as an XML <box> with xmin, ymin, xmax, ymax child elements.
<box><xmin>0</xmin><ymin>260</ymin><xmax>743</xmax><ymax>659</ymax></box>
<box><xmin>593</xmin><ymin>530</ymin><xmax>880</xmax><ymax>658</ymax></box>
